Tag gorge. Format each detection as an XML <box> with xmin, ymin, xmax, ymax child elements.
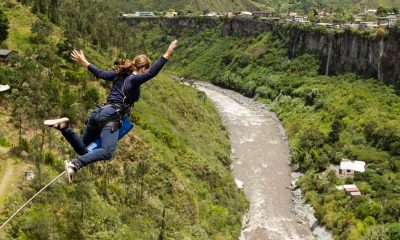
<box><xmin>126</xmin><ymin>17</ymin><xmax>400</xmax><ymax>88</ymax></box>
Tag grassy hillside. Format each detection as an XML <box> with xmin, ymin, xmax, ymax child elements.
<box><xmin>362</xmin><ymin>0</ymin><xmax>400</xmax><ymax>8</ymax></box>
<box><xmin>0</xmin><ymin>1</ymin><xmax>247</xmax><ymax>239</ymax></box>
<box><xmin>130</xmin><ymin>22</ymin><xmax>400</xmax><ymax>239</ymax></box>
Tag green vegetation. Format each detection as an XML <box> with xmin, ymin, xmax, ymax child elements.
<box><xmin>130</xmin><ymin>22</ymin><xmax>400</xmax><ymax>239</ymax></box>
<box><xmin>0</xmin><ymin>0</ymin><xmax>246</xmax><ymax>239</ymax></box>
<box><xmin>0</xmin><ymin>10</ymin><xmax>8</xmax><ymax>44</ymax></box>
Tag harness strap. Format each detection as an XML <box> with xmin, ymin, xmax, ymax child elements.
<box><xmin>96</xmin><ymin>74</ymin><xmax>133</xmax><ymax>131</ymax></box>
<box><xmin>104</xmin><ymin>121</ymin><xmax>120</xmax><ymax>132</ymax></box>
<box><xmin>119</xmin><ymin>74</ymin><xmax>132</xmax><ymax>116</ymax></box>
<box><xmin>95</xmin><ymin>104</ymin><xmax>121</xmax><ymax>132</ymax></box>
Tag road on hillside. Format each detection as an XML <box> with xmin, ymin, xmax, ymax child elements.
<box><xmin>0</xmin><ymin>147</ymin><xmax>15</xmax><ymax>206</ymax></box>
<box><xmin>195</xmin><ymin>82</ymin><xmax>314</xmax><ymax>240</ymax></box>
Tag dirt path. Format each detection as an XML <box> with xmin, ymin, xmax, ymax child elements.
<box><xmin>195</xmin><ymin>82</ymin><xmax>314</xmax><ymax>240</ymax></box>
<box><xmin>0</xmin><ymin>146</ymin><xmax>16</xmax><ymax>207</ymax></box>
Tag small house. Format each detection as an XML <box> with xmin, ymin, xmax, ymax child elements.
<box><xmin>377</xmin><ymin>17</ymin><xmax>389</xmax><ymax>26</ymax></box>
<box><xmin>293</xmin><ymin>16</ymin><xmax>308</xmax><ymax>23</ymax></box>
<box><xmin>135</xmin><ymin>11</ymin><xmax>155</xmax><ymax>17</ymax></box>
<box><xmin>359</xmin><ymin>22</ymin><xmax>379</xmax><ymax>29</ymax></box>
<box><xmin>165</xmin><ymin>11</ymin><xmax>178</xmax><ymax>18</ymax></box>
<box><xmin>289</xmin><ymin>12</ymin><xmax>298</xmax><ymax>17</ymax></box>
<box><xmin>205</xmin><ymin>12</ymin><xmax>219</xmax><ymax>17</ymax></box>
<box><xmin>367</xmin><ymin>9</ymin><xmax>377</xmax><ymax>15</ymax></box>
<box><xmin>388</xmin><ymin>15</ymin><xmax>397</xmax><ymax>26</ymax></box>
<box><xmin>237</xmin><ymin>11</ymin><xmax>253</xmax><ymax>18</ymax></box>
<box><xmin>342</xmin><ymin>184</ymin><xmax>362</xmax><ymax>197</ymax></box>
<box><xmin>226</xmin><ymin>12</ymin><xmax>239</xmax><ymax>18</ymax></box>
<box><xmin>121</xmin><ymin>12</ymin><xmax>155</xmax><ymax>18</ymax></box>
<box><xmin>340</xmin><ymin>160</ymin><xmax>366</xmax><ymax>175</ymax></box>
<box><xmin>0</xmin><ymin>84</ymin><xmax>10</xmax><ymax>92</ymax></box>
<box><xmin>316</xmin><ymin>23</ymin><xmax>334</xmax><ymax>28</ymax></box>
<box><xmin>0</xmin><ymin>49</ymin><xmax>16</xmax><ymax>62</ymax></box>
<box><xmin>122</xmin><ymin>13</ymin><xmax>136</xmax><ymax>18</ymax></box>
<box><xmin>252</xmin><ymin>11</ymin><xmax>273</xmax><ymax>18</ymax></box>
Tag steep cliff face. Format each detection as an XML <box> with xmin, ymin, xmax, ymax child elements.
<box><xmin>287</xmin><ymin>27</ymin><xmax>400</xmax><ymax>87</ymax></box>
<box><xmin>126</xmin><ymin>17</ymin><xmax>400</xmax><ymax>88</ymax></box>
<box><xmin>222</xmin><ymin>18</ymin><xmax>278</xmax><ymax>36</ymax></box>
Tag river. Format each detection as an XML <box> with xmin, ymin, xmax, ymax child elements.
<box><xmin>195</xmin><ymin>82</ymin><xmax>316</xmax><ymax>240</ymax></box>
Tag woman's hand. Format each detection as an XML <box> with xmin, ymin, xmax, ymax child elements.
<box><xmin>71</xmin><ymin>49</ymin><xmax>90</xmax><ymax>68</ymax></box>
<box><xmin>163</xmin><ymin>40</ymin><xmax>178</xmax><ymax>59</ymax></box>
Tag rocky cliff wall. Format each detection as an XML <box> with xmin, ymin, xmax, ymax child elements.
<box><xmin>125</xmin><ymin>17</ymin><xmax>400</xmax><ymax>88</ymax></box>
<box><xmin>286</xmin><ymin>27</ymin><xmax>400</xmax><ymax>87</ymax></box>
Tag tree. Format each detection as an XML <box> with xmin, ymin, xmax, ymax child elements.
<box><xmin>388</xmin><ymin>223</ymin><xmax>400</xmax><ymax>240</ymax></box>
<box><xmin>0</xmin><ymin>10</ymin><xmax>9</xmax><ymax>44</ymax></box>
<box><xmin>31</xmin><ymin>20</ymin><xmax>54</xmax><ymax>44</ymax></box>
<box><xmin>328</xmin><ymin>117</ymin><xmax>344</xmax><ymax>144</ymax></box>
<box><xmin>377</xmin><ymin>6</ymin><xmax>388</xmax><ymax>17</ymax></box>
<box><xmin>135</xmin><ymin>160</ymin><xmax>150</xmax><ymax>203</ymax></box>
<box><xmin>11</xmin><ymin>82</ymin><xmax>33</xmax><ymax>147</ymax></box>
<box><xmin>298</xmin><ymin>127</ymin><xmax>325</xmax><ymax>151</ymax></box>
<box><xmin>49</xmin><ymin>0</ymin><xmax>60</xmax><ymax>24</ymax></box>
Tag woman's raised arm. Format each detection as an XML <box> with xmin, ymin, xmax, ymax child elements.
<box><xmin>71</xmin><ymin>49</ymin><xmax>117</xmax><ymax>81</ymax></box>
<box><xmin>128</xmin><ymin>40</ymin><xmax>178</xmax><ymax>87</ymax></box>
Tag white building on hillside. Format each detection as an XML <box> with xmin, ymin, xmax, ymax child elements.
<box><xmin>359</xmin><ymin>22</ymin><xmax>379</xmax><ymax>29</ymax></box>
<box><xmin>166</xmin><ymin>11</ymin><xmax>178</xmax><ymax>18</ymax></box>
<box><xmin>0</xmin><ymin>84</ymin><xmax>10</xmax><ymax>92</ymax></box>
<box><xmin>388</xmin><ymin>15</ymin><xmax>398</xmax><ymax>26</ymax></box>
<box><xmin>205</xmin><ymin>12</ymin><xmax>219</xmax><ymax>17</ymax></box>
<box><xmin>293</xmin><ymin>16</ymin><xmax>309</xmax><ymax>24</ymax></box>
<box><xmin>122</xmin><ymin>12</ymin><xmax>154</xmax><ymax>18</ymax></box>
<box><xmin>316</xmin><ymin>23</ymin><xmax>334</xmax><ymax>28</ymax></box>
<box><xmin>340</xmin><ymin>160</ymin><xmax>366</xmax><ymax>175</ymax></box>
<box><xmin>237</xmin><ymin>11</ymin><xmax>253</xmax><ymax>18</ymax></box>
<box><xmin>136</xmin><ymin>11</ymin><xmax>155</xmax><ymax>17</ymax></box>
<box><xmin>367</xmin><ymin>9</ymin><xmax>377</xmax><ymax>15</ymax></box>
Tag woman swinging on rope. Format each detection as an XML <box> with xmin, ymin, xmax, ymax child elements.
<box><xmin>44</xmin><ymin>40</ymin><xmax>178</xmax><ymax>183</ymax></box>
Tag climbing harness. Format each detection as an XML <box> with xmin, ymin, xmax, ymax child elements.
<box><xmin>0</xmin><ymin>171</ymin><xmax>66</xmax><ymax>231</ymax></box>
<box><xmin>87</xmin><ymin>115</ymin><xmax>134</xmax><ymax>152</ymax></box>
<box><xmin>93</xmin><ymin>74</ymin><xmax>133</xmax><ymax>132</ymax></box>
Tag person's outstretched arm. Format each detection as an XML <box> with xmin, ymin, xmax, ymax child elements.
<box><xmin>71</xmin><ymin>49</ymin><xmax>117</xmax><ymax>81</ymax></box>
<box><xmin>129</xmin><ymin>40</ymin><xmax>178</xmax><ymax>87</ymax></box>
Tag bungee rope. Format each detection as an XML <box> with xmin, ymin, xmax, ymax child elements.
<box><xmin>0</xmin><ymin>171</ymin><xmax>66</xmax><ymax>230</ymax></box>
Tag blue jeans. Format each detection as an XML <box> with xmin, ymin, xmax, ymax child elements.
<box><xmin>61</xmin><ymin>106</ymin><xmax>120</xmax><ymax>169</ymax></box>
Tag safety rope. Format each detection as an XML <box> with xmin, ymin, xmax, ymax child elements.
<box><xmin>0</xmin><ymin>171</ymin><xmax>66</xmax><ymax>230</ymax></box>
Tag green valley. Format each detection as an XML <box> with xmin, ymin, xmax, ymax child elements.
<box><xmin>127</xmin><ymin>18</ymin><xmax>400</xmax><ymax>239</ymax></box>
<box><xmin>0</xmin><ymin>0</ymin><xmax>247</xmax><ymax>239</ymax></box>
<box><xmin>2</xmin><ymin>0</ymin><xmax>400</xmax><ymax>239</ymax></box>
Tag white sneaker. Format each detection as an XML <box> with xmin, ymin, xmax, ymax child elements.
<box><xmin>64</xmin><ymin>160</ymin><xmax>77</xmax><ymax>183</ymax></box>
<box><xmin>44</xmin><ymin>117</ymin><xmax>70</xmax><ymax>130</ymax></box>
